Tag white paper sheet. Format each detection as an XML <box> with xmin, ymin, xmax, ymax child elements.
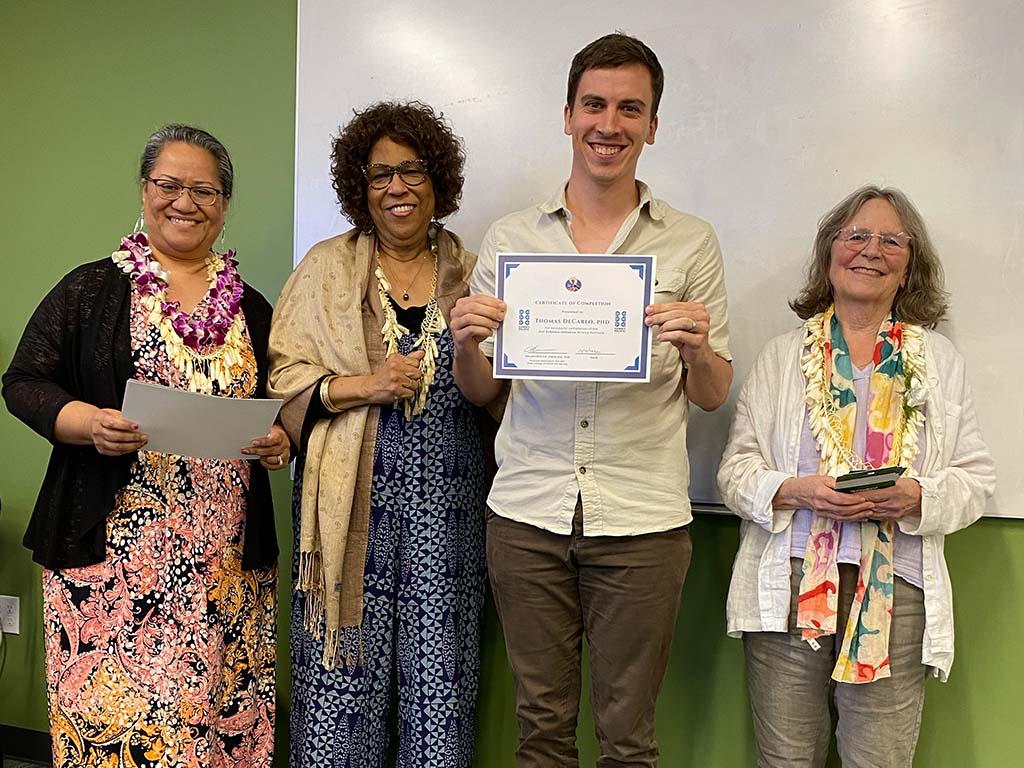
<box><xmin>121</xmin><ymin>379</ymin><xmax>283</xmax><ymax>460</ymax></box>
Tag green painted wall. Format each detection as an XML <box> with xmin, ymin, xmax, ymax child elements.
<box><xmin>1</xmin><ymin>2</ymin><xmax>1021</xmax><ymax>766</ymax></box>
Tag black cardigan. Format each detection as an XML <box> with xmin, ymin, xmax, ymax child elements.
<box><xmin>2</xmin><ymin>257</ymin><xmax>278</xmax><ymax>570</ymax></box>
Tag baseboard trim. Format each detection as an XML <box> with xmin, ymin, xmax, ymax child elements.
<box><xmin>0</xmin><ymin>724</ymin><xmax>52</xmax><ymax>765</ymax></box>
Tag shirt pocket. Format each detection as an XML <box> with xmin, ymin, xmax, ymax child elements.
<box><xmin>653</xmin><ymin>267</ymin><xmax>687</xmax><ymax>302</ymax></box>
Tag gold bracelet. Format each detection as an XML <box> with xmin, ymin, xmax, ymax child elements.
<box><xmin>320</xmin><ymin>375</ymin><xmax>342</xmax><ymax>414</ymax></box>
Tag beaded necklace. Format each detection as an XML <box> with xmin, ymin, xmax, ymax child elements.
<box><xmin>112</xmin><ymin>232</ymin><xmax>246</xmax><ymax>393</ymax></box>
<box><xmin>374</xmin><ymin>235</ymin><xmax>444</xmax><ymax>419</ymax></box>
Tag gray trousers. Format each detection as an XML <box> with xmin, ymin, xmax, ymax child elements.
<box><xmin>486</xmin><ymin>504</ymin><xmax>692</xmax><ymax>768</ymax></box>
<box><xmin>744</xmin><ymin>559</ymin><xmax>927</xmax><ymax>768</ymax></box>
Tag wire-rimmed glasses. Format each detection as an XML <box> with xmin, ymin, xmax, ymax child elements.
<box><xmin>835</xmin><ymin>226</ymin><xmax>911</xmax><ymax>255</ymax></box>
<box><xmin>146</xmin><ymin>177</ymin><xmax>225</xmax><ymax>207</ymax></box>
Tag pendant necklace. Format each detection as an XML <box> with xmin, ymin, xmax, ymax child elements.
<box><xmin>382</xmin><ymin>244</ymin><xmax>434</xmax><ymax>301</ymax></box>
<box><xmin>375</xmin><ymin>231</ymin><xmax>444</xmax><ymax>419</ymax></box>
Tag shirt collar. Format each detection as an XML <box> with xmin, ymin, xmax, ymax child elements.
<box><xmin>539</xmin><ymin>179</ymin><xmax>666</xmax><ymax>221</ymax></box>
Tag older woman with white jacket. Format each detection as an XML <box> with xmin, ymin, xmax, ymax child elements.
<box><xmin>717</xmin><ymin>185</ymin><xmax>995</xmax><ymax>768</ymax></box>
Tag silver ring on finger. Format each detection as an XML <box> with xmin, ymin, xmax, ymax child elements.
<box><xmin>688</xmin><ymin>317</ymin><xmax>698</xmax><ymax>332</ymax></box>
<box><xmin>275</xmin><ymin>455</ymin><xmax>284</xmax><ymax>466</ymax></box>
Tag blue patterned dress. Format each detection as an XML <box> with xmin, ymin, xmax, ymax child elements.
<box><xmin>289</xmin><ymin>324</ymin><xmax>487</xmax><ymax>768</ymax></box>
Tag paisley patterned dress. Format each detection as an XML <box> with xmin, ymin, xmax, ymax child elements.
<box><xmin>289</xmin><ymin>324</ymin><xmax>487</xmax><ymax>768</ymax></box>
<box><xmin>43</xmin><ymin>289</ymin><xmax>277</xmax><ymax>768</ymax></box>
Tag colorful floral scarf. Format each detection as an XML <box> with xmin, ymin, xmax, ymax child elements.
<box><xmin>797</xmin><ymin>305</ymin><xmax>924</xmax><ymax>684</ymax></box>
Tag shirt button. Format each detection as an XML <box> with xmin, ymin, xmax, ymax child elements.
<box><xmin>579</xmin><ymin>466</ymin><xmax>587</xmax><ymax>474</ymax></box>
<box><xmin>580</xmin><ymin>419</ymin><xmax>589</xmax><ymax>428</ymax></box>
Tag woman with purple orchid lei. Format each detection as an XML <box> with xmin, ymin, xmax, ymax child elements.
<box><xmin>3</xmin><ymin>124</ymin><xmax>286</xmax><ymax>768</ymax></box>
<box><xmin>113</xmin><ymin>230</ymin><xmax>247</xmax><ymax>393</ymax></box>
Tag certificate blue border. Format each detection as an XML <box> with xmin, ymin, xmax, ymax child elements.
<box><xmin>494</xmin><ymin>253</ymin><xmax>655</xmax><ymax>380</ymax></box>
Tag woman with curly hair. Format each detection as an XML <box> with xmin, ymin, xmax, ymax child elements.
<box><xmin>269</xmin><ymin>101</ymin><xmax>487</xmax><ymax>766</ymax></box>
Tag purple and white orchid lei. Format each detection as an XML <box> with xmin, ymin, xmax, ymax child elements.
<box><xmin>112</xmin><ymin>232</ymin><xmax>246</xmax><ymax>391</ymax></box>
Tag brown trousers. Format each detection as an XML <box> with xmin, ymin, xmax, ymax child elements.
<box><xmin>486</xmin><ymin>504</ymin><xmax>692</xmax><ymax>767</ymax></box>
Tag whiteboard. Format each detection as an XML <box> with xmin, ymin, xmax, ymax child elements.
<box><xmin>295</xmin><ymin>0</ymin><xmax>1023</xmax><ymax>517</ymax></box>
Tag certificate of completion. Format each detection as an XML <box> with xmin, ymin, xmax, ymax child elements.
<box><xmin>494</xmin><ymin>253</ymin><xmax>656</xmax><ymax>381</ymax></box>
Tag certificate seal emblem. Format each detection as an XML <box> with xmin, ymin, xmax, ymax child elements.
<box><xmin>565</xmin><ymin>276</ymin><xmax>582</xmax><ymax>292</ymax></box>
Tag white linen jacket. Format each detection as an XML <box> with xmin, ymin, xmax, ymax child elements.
<box><xmin>717</xmin><ymin>327</ymin><xmax>995</xmax><ymax>681</ymax></box>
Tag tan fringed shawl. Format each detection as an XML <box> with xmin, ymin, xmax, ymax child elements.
<box><xmin>267</xmin><ymin>227</ymin><xmax>474</xmax><ymax>668</ymax></box>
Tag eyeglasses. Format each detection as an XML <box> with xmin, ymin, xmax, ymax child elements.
<box><xmin>363</xmin><ymin>159</ymin><xmax>429</xmax><ymax>190</ymax></box>
<box><xmin>146</xmin><ymin>177</ymin><xmax>225</xmax><ymax>207</ymax></box>
<box><xmin>835</xmin><ymin>226</ymin><xmax>911</xmax><ymax>254</ymax></box>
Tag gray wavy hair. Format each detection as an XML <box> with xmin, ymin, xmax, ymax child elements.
<box><xmin>789</xmin><ymin>185</ymin><xmax>949</xmax><ymax>327</ymax></box>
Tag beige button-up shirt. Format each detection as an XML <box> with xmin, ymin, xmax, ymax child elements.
<box><xmin>472</xmin><ymin>182</ymin><xmax>732</xmax><ymax>536</ymax></box>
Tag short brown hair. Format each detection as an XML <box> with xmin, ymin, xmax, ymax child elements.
<box><xmin>331</xmin><ymin>101</ymin><xmax>465</xmax><ymax>233</ymax></box>
<box><xmin>567</xmin><ymin>33</ymin><xmax>664</xmax><ymax>117</ymax></box>
<box><xmin>790</xmin><ymin>185</ymin><xmax>949</xmax><ymax>327</ymax></box>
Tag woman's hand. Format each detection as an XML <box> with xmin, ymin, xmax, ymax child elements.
<box><xmin>90</xmin><ymin>408</ymin><xmax>148</xmax><ymax>456</ymax></box>
<box><xmin>860</xmin><ymin>478</ymin><xmax>922</xmax><ymax>521</ymax></box>
<box><xmin>243</xmin><ymin>423</ymin><xmax>292</xmax><ymax>470</ymax></box>
<box><xmin>773</xmin><ymin>475</ymin><xmax>875</xmax><ymax>521</ymax></box>
<box><xmin>365</xmin><ymin>351</ymin><xmax>426</xmax><ymax>404</ymax></box>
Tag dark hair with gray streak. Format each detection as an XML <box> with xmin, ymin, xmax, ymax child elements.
<box><xmin>139</xmin><ymin>124</ymin><xmax>234</xmax><ymax>199</ymax></box>
<box><xmin>790</xmin><ymin>185</ymin><xmax>949</xmax><ymax>327</ymax></box>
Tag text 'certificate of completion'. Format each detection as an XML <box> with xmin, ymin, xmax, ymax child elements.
<box><xmin>494</xmin><ymin>253</ymin><xmax>656</xmax><ymax>381</ymax></box>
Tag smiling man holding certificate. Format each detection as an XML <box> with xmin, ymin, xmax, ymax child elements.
<box><xmin>451</xmin><ymin>33</ymin><xmax>733</xmax><ymax>767</ymax></box>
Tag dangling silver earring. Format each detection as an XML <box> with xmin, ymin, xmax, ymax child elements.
<box><xmin>428</xmin><ymin>221</ymin><xmax>440</xmax><ymax>254</ymax></box>
<box><xmin>217</xmin><ymin>222</ymin><xmax>227</xmax><ymax>251</ymax></box>
<box><xmin>133</xmin><ymin>209</ymin><xmax>145</xmax><ymax>234</ymax></box>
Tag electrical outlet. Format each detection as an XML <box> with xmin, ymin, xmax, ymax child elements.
<box><xmin>0</xmin><ymin>595</ymin><xmax>20</xmax><ymax>634</ymax></box>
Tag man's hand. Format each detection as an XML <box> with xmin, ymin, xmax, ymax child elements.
<box><xmin>450</xmin><ymin>294</ymin><xmax>506</xmax><ymax>406</ymax></box>
<box><xmin>645</xmin><ymin>301</ymin><xmax>713</xmax><ymax>366</ymax></box>
<box><xmin>451</xmin><ymin>295</ymin><xmax>506</xmax><ymax>356</ymax></box>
